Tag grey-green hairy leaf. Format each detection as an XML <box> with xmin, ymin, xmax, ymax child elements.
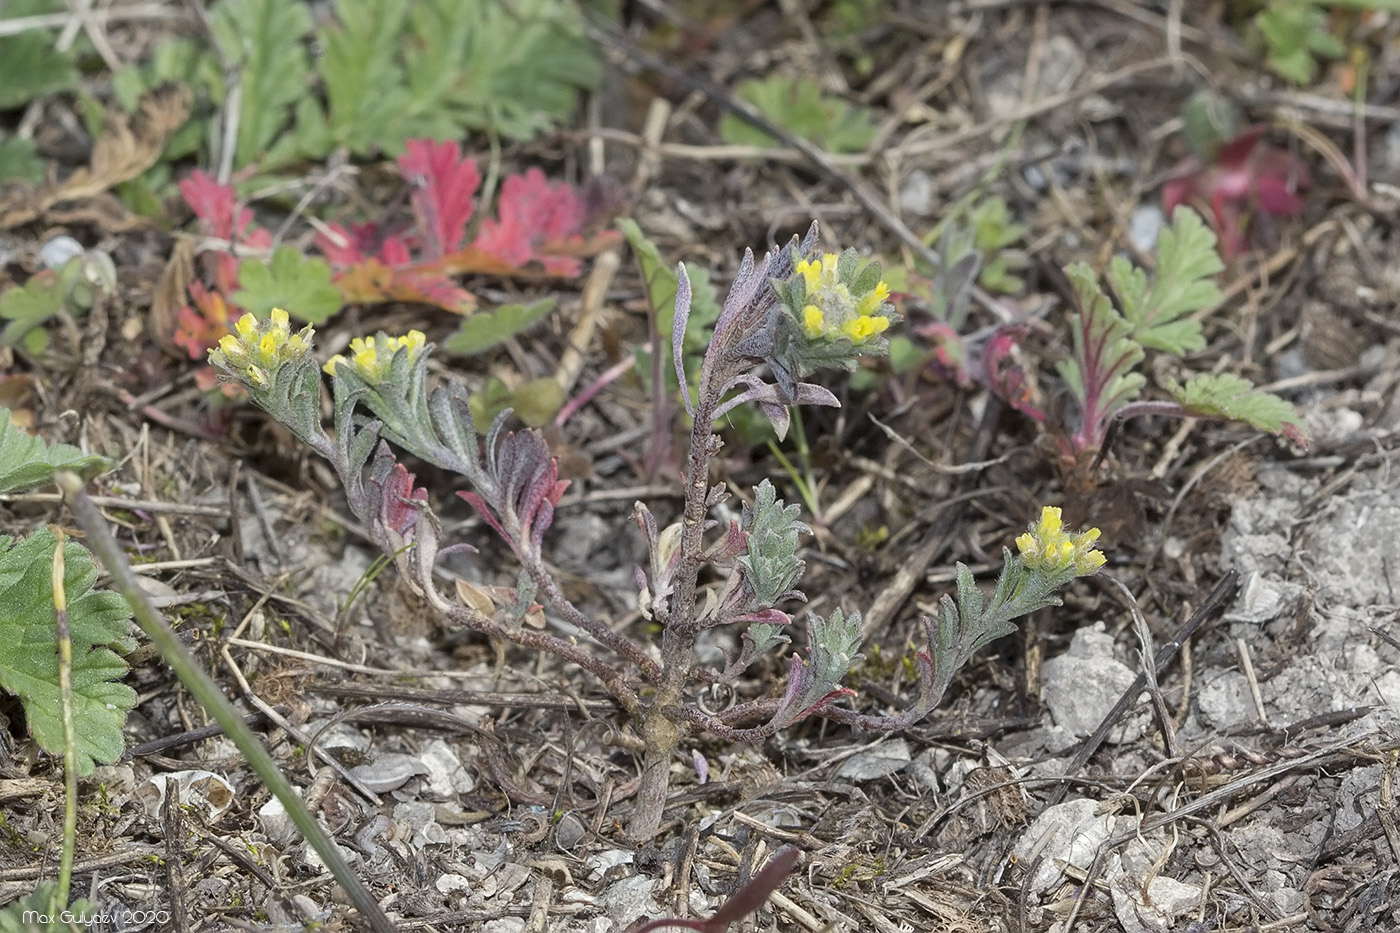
<box><xmin>738</xmin><ymin>480</ymin><xmax>808</xmax><ymax>607</ymax></box>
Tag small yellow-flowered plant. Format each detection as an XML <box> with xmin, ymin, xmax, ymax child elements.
<box><xmin>323</xmin><ymin>331</ymin><xmax>426</xmax><ymax>383</ymax></box>
<box><xmin>211</xmin><ymin>309</ymin><xmax>314</xmax><ymax>390</ymax></box>
<box><xmin>1016</xmin><ymin>506</ymin><xmax>1106</xmax><ymax>576</ymax></box>
<box><xmin>792</xmin><ymin>252</ymin><xmax>891</xmax><ymax>345</ymax></box>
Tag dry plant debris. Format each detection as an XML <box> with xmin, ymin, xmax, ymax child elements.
<box><xmin>0</xmin><ymin>1</ymin><xmax>1399</xmax><ymax>931</ymax></box>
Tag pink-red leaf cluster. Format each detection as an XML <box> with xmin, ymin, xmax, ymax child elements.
<box><xmin>315</xmin><ymin>139</ymin><xmax>607</xmax><ymax>313</ymax></box>
<box><xmin>1163</xmin><ymin>127</ymin><xmax>1309</xmax><ymax>259</ymax></box>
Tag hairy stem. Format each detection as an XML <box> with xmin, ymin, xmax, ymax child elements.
<box><xmin>628</xmin><ymin>374</ymin><xmax>726</xmax><ymax>838</ymax></box>
<box><xmin>442</xmin><ymin>604</ymin><xmax>643</xmax><ymax>717</ymax></box>
<box><xmin>525</xmin><ymin>557</ymin><xmax>661</xmax><ymax>683</ymax></box>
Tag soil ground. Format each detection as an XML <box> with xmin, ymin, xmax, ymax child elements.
<box><xmin>2</xmin><ymin>2</ymin><xmax>1400</xmax><ymax>931</ymax></box>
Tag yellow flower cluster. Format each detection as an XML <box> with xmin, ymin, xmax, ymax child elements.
<box><xmin>1015</xmin><ymin>506</ymin><xmax>1106</xmax><ymax>576</ymax></box>
<box><xmin>213</xmin><ymin>309</ymin><xmax>314</xmax><ymax>390</ymax></box>
<box><xmin>794</xmin><ymin>254</ymin><xmax>891</xmax><ymax>345</ymax></box>
<box><xmin>323</xmin><ymin>331</ymin><xmax>426</xmax><ymax>382</ymax></box>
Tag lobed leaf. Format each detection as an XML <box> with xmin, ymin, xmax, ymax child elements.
<box><xmin>399</xmin><ymin>138</ymin><xmax>481</xmax><ymax>257</ymax></box>
<box><xmin>0</xmin><ymin>528</ymin><xmax>135</xmax><ymax>775</ymax></box>
<box><xmin>1167</xmin><ymin>373</ymin><xmax>1306</xmax><ymax>441</ymax></box>
<box><xmin>320</xmin><ymin>0</ymin><xmax>414</xmax><ymax>154</ymax></box>
<box><xmin>720</xmin><ymin>73</ymin><xmax>877</xmax><ymax>154</ymax></box>
<box><xmin>234</xmin><ymin>247</ymin><xmax>343</xmax><ymax>324</ymax></box>
<box><xmin>403</xmin><ymin>0</ymin><xmax>601</xmax><ymax>143</ymax></box>
<box><xmin>1110</xmin><ymin>207</ymin><xmax>1221</xmax><ymax>354</ymax></box>
<box><xmin>0</xmin><ymin>407</ymin><xmax>111</xmax><ymax>493</ymax></box>
<box><xmin>443</xmin><ymin>298</ymin><xmax>556</xmax><ymax>356</ymax></box>
<box><xmin>209</xmin><ymin>0</ymin><xmax>313</xmax><ymax>169</ymax></box>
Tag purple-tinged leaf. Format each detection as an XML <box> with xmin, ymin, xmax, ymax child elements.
<box><xmin>674</xmin><ymin>264</ymin><xmax>694</xmax><ymax>417</ymax></box>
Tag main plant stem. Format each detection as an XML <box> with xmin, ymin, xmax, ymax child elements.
<box><xmin>628</xmin><ymin>385</ymin><xmax>723</xmax><ymax>839</ymax></box>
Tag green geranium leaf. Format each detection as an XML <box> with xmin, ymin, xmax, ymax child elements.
<box><xmin>720</xmin><ymin>73</ymin><xmax>876</xmax><ymax>154</ymax></box>
<box><xmin>1109</xmin><ymin>207</ymin><xmax>1221</xmax><ymax>355</ymax></box>
<box><xmin>0</xmin><ymin>406</ymin><xmax>112</xmax><ymax>493</ymax></box>
<box><xmin>233</xmin><ymin>247</ymin><xmax>343</xmax><ymax>324</ymax></box>
<box><xmin>442</xmin><ymin>298</ymin><xmax>557</xmax><ymax>356</ymax></box>
<box><xmin>1168</xmin><ymin>372</ymin><xmax>1306</xmax><ymax>440</ymax></box>
<box><xmin>0</xmin><ymin>528</ymin><xmax>136</xmax><ymax>776</ymax></box>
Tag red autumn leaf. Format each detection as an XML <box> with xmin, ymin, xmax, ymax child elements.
<box><xmin>399</xmin><ymin>139</ymin><xmax>481</xmax><ymax>258</ymax></box>
<box><xmin>983</xmin><ymin>326</ymin><xmax>1045</xmax><ymax>422</ymax></box>
<box><xmin>179</xmin><ymin>171</ymin><xmax>273</xmax><ymax>250</ymax></box>
<box><xmin>331</xmin><ymin>256</ymin><xmax>477</xmax><ymax>315</ymax></box>
<box><xmin>472</xmin><ymin>167</ymin><xmax>586</xmax><ymax>276</ymax></box>
<box><xmin>179</xmin><ymin>170</ymin><xmax>245</xmax><ymax>242</ymax></box>
<box><xmin>173</xmin><ymin>281</ymin><xmax>239</xmax><ymax>360</ymax></box>
<box><xmin>378</xmin><ymin>461</ymin><xmax>430</xmax><ymax>537</ymax></box>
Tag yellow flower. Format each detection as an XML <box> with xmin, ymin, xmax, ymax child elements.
<box><xmin>796</xmin><ymin>253</ymin><xmax>840</xmax><ymax>294</ymax></box>
<box><xmin>235</xmin><ymin>313</ymin><xmax>258</xmax><ymax>342</ymax></box>
<box><xmin>790</xmin><ymin>250</ymin><xmax>893</xmax><ymax>347</ymax></box>
<box><xmin>324</xmin><ymin>330</ymin><xmax>427</xmax><ymax>383</ymax></box>
<box><xmin>841</xmin><ymin>314</ymin><xmax>889</xmax><ymax>342</ymax></box>
<box><xmin>856</xmin><ymin>281</ymin><xmax>890</xmax><ymax>318</ymax></box>
<box><xmin>1016</xmin><ymin>506</ymin><xmax>1105</xmax><ymax>576</ymax></box>
<box><xmin>210</xmin><ymin>309</ymin><xmax>315</xmax><ymax>388</ymax></box>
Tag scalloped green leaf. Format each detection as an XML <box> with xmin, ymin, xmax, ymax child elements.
<box><xmin>0</xmin><ymin>528</ymin><xmax>135</xmax><ymax>775</ymax></box>
<box><xmin>1168</xmin><ymin>372</ymin><xmax>1307</xmax><ymax>441</ymax></box>
<box><xmin>233</xmin><ymin>247</ymin><xmax>343</xmax><ymax>324</ymax></box>
<box><xmin>0</xmin><ymin>407</ymin><xmax>112</xmax><ymax>493</ymax></box>
<box><xmin>720</xmin><ymin>73</ymin><xmax>876</xmax><ymax>154</ymax></box>
<box><xmin>442</xmin><ymin>298</ymin><xmax>556</xmax><ymax>356</ymax></box>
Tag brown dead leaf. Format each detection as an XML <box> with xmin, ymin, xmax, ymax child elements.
<box><xmin>0</xmin><ymin>84</ymin><xmax>191</xmax><ymax>231</ymax></box>
<box><xmin>64</xmin><ymin>84</ymin><xmax>192</xmax><ymax>199</ymax></box>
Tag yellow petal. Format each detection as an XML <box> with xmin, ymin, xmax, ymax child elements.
<box><xmin>235</xmin><ymin>313</ymin><xmax>259</xmax><ymax>341</ymax></box>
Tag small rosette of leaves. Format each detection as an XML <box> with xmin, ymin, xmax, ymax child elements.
<box><xmin>1057</xmin><ymin>208</ymin><xmax>1225</xmax><ymax>454</ymax></box>
<box><xmin>736</xmin><ymin>479</ymin><xmax>807</xmax><ymax>608</ymax></box>
<box><xmin>773</xmin><ymin>608</ymin><xmax>863</xmax><ymax>727</ymax></box>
